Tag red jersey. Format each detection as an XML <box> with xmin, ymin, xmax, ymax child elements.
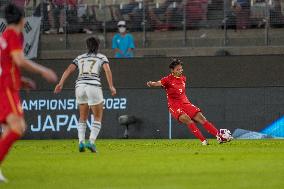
<box><xmin>0</xmin><ymin>28</ymin><xmax>24</xmax><ymax>91</ymax></box>
<box><xmin>160</xmin><ymin>74</ymin><xmax>190</xmax><ymax>107</ymax></box>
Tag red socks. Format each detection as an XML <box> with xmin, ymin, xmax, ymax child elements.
<box><xmin>187</xmin><ymin>123</ymin><xmax>206</xmax><ymax>142</ymax></box>
<box><xmin>203</xmin><ymin>121</ymin><xmax>219</xmax><ymax>136</ymax></box>
<box><xmin>0</xmin><ymin>130</ymin><xmax>21</xmax><ymax>163</ymax></box>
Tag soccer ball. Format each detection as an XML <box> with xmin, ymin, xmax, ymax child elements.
<box><xmin>218</xmin><ymin>129</ymin><xmax>233</xmax><ymax>143</ymax></box>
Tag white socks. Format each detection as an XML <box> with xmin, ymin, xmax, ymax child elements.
<box><xmin>89</xmin><ymin>121</ymin><xmax>101</xmax><ymax>144</ymax></box>
<box><xmin>78</xmin><ymin>121</ymin><xmax>101</xmax><ymax>144</ymax></box>
<box><xmin>77</xmin><ymin>122</ymin><xmax>87</xmax><ymax>143</ymax></box>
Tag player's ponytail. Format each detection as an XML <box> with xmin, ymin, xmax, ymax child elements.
<box><xmin>86</xmin><ymin>37</ymin><xmax>100</xmax><ymax>54</ymax></box>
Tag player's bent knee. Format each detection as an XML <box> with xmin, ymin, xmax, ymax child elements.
<box><xmin>179</xmin><ymin>114</ymin><xmax>193</xmax><ymax>124</ymax></box>
<box><xmin>194</xmin><ymin>112</ymin><xmax>207</xmax><ymax>124</ymax></box>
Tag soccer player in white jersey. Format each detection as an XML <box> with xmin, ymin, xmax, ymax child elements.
<box><xmin>54</xmin><ymin>37</ymin><xmax>116</xmax><ymax>152</ymax></box>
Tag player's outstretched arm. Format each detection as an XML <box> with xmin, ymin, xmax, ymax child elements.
<box><xmin>146</xmin><ymin>81</ymin><xmax>162</xmax><ymax>87</ymax></box>
<box><xmin>11</xmin><ymin>51</ymin><xmax>57</xmax><ymax>83</ymax></box>
<box><xmin>54</xmin><ymin>64</ymin><xmax>77</xmax><ymax>94</ymax></box>
<box><xmin>103</xmin><ymin>63</ymin><xmax>116</xmax><ymax>96</ymax></box>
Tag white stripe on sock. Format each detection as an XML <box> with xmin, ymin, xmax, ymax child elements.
<box><xmin>89</xmin><ymin>121</ymin><xmax>101</xmax><ymax>144</ymax></box>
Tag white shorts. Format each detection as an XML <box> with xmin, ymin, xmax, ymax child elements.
<box><xmin>75</xmin><ymin>84</ymin><xmax>103</xmax><ymax>106</ymax></box>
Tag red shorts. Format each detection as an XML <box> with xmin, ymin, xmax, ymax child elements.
<box><xmin>0</xmin><ymin>88</ymin><xmax>23</xmax><ymax>124</ymax></box>
<box><xmin>169</xmin><ymin>103</ymin><xmax>201</xmax><ymax>121</ymax></box>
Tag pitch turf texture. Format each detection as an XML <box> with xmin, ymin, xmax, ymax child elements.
<box><xmin>1</xmin><ymin>139</ymin><xmax>284</xmax><ymax>189</ymax></box>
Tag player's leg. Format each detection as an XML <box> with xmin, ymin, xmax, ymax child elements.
<box><xmin>0</xmin><ymin>87</ymin><xmax>26</xmax><ymax>164</ymax></box>
<box><xmin>183</xmin><ymin>103</ymin><xmax>220</xmax><ymax>138</ymax></box>
<box><xmin>193</xmin><ymin>112</ymin><xmax>219</xmax><ymax>137</ymax></box>
<box><xmin>78</xmin><ymin>104</ymin><xmax>89</xmax><ymax>152</ymax></box>
<box><xmin>178</xmin><ymin>114</ymin><xmax>207</xmax><ymax>145</ymax></box>
<box><xmin>0</xmin><ymin>125</ymin><xmax>11</xmax><ymax>183</ymax></box>
<box><xmin>85</xmin><ymin>86</ymin><xmax>104</xmax><ymax>152</ymax></box>
<box><xmin>75</xmin><ymin>85</ymin><xmax>89</xmax><ymax>152</ymax></box>
<box><xmin>0</xmin><ymin>114</ymin><xmax>25</xmax><ymax>162</ymax></box>
<box><xmin>90</xmin><ymin>103</ymin><xmax>103</xmax><ymax>141</ymax></box>
<box><xmin>0</xmin><ymin>114</ymin><xmax>26</xmax><ymax>182</ymax></box>
<box><xmin>192</xmin><ymin>112</ymin><xmax>228</xmax><ymax>143</ymax></box>
<box><xmin>85</xmin><ymin>103</ymin><xmax>103</xmax><ymax>153</ymax></box>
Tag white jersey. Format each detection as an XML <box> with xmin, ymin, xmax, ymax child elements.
<box><xmin>73</xmin><ymin>53</ymin><xmax>109</xmax><ymax>88</ymax></box>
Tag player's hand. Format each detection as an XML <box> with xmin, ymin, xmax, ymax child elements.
<box><xmin>21</xmin><ymin>77</ymin><xmax>36</xmax><ymax>91</ymax></box>
<box><xmin>146</xmin><ymin>81</ymin><xmax>153</xmax><ymax>87</ymax></box>
<box><xmin>54</xmin><ymin>83</ymin><xmax>63</xmax><ymax>94</ymax></box>
<box><xmin>110</xmin><ymin>86</ymin><xmax>116</xmax><ymax>96</ymax></box>
<box><xmin>41</xmin><ymin>68</ymin><xmax>58</xmax><ymax>83</ymax></box>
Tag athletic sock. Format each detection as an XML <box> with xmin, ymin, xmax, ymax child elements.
<box><xmin>0</xmin><ymin>130</ymin><xmax>21</xmax><ymax>163</ymax></box>
<box><xmin>203</xmin><ymin>121</ymin><xmax>219</xmax><ymax>136</ymax></box>
<box><xmin>187</xmin><ymin>122</ymin><xmax>206</xmax><ymax>142</ymax></box>
<box><xmin>77</xmin><ymin>122</ymin><xmax>87</xmax><ymax>143</ymax></box>
<box><xmin>89</xmin><ymin>121</ymin><xmax>101</xmax><ymax>144</ymax></box>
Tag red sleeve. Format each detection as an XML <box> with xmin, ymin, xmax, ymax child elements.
<box><xmin>8</xmin><ymin>31</ymin><xmax>23</xmax><ymax>55</ymax></box>
<box><xmin>160</xmin><ymin>76</ymin><xmax>169</xmax><ymax>88</ymax></box>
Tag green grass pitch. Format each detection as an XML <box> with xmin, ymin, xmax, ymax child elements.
<box><xmin>1</xmin><ymin>139</ymin><xmax>284</xmax><ymax>189</ymax></box>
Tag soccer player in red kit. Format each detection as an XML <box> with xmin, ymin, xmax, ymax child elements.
<box><xmin>0</xmin><ymin>4</ymin><xmax>58</xmax><ymax>182</ymax></box>
<box><xmin>147</xmin><ymin>58</ymin><xmax>232</xmax><ymax>145</ymax></box>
